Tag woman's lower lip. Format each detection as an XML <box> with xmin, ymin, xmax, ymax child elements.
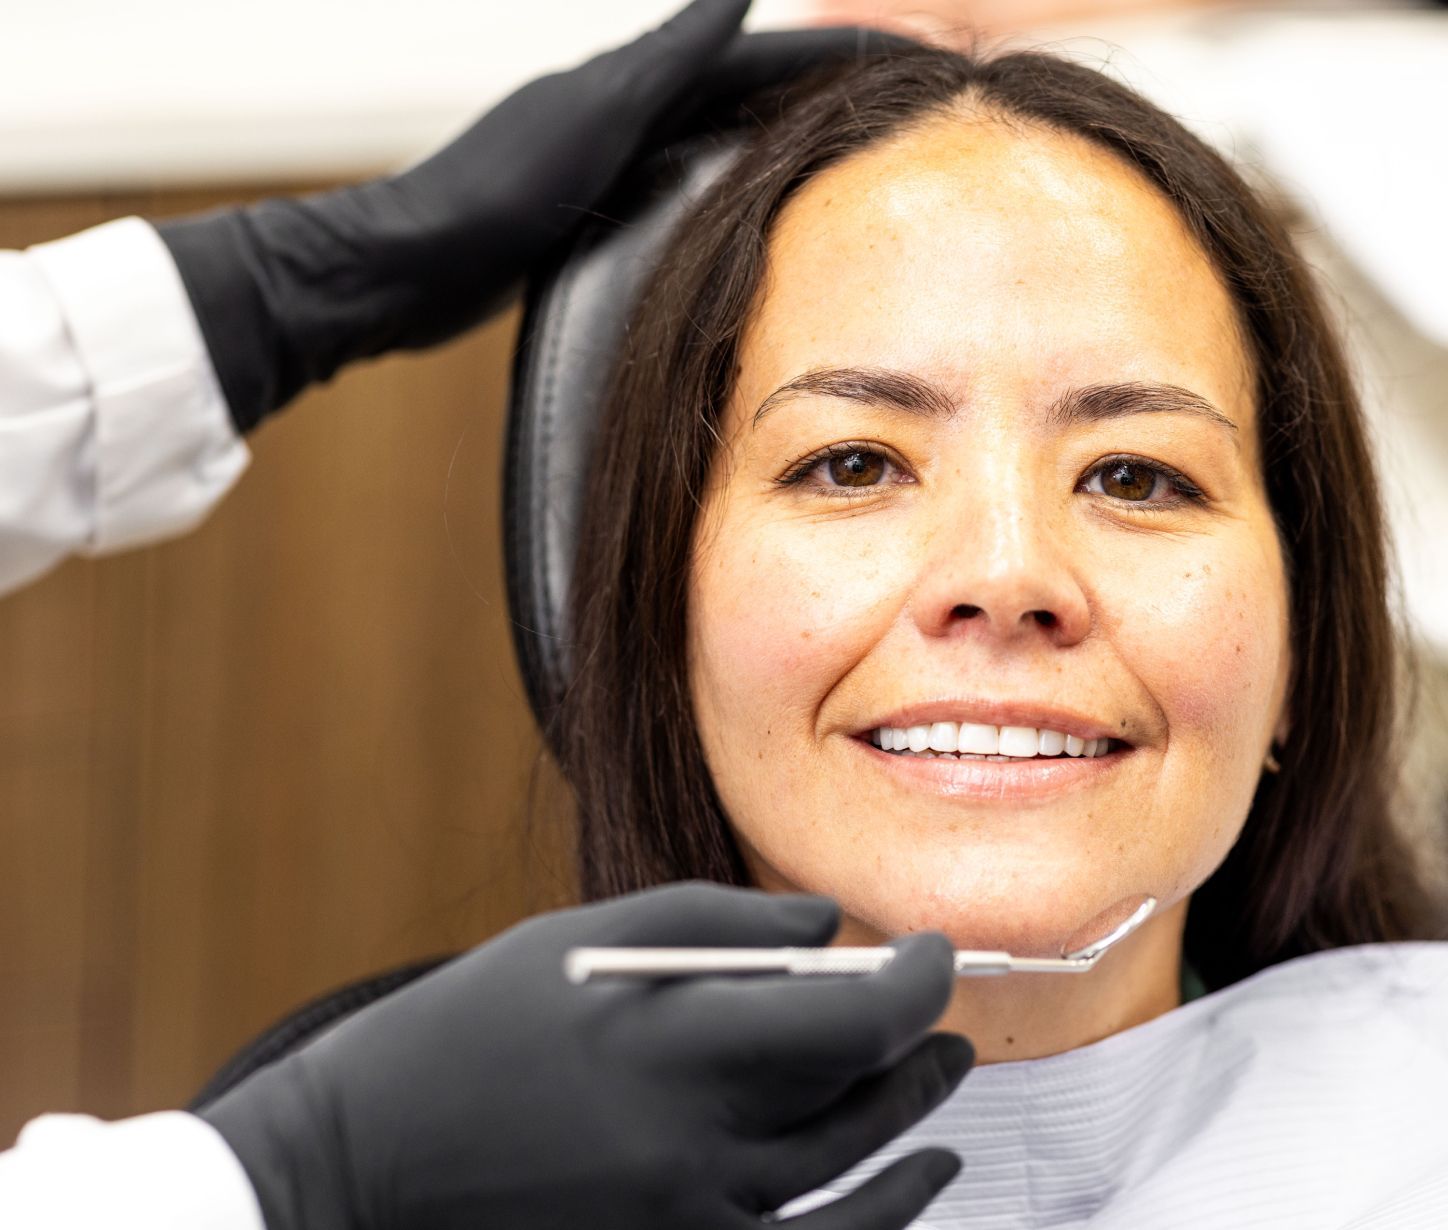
<box><xmin>853</xmin><ymin>737</ymin><xmax>1129</xmax><ymax>801</ymax></box>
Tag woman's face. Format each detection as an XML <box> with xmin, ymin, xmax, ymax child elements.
<box><xmin>687</xmin><ymin>112</ymin><xmax>1292</xmax><ymax>959</ymax></box>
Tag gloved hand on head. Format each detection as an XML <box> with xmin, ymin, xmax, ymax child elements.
<box><xmin>200</xmin><ymin>881</ymin><xmax>972</xmax><ymax>1230</ymax></box>
<box><xmin>157</xmin><ymin>0</ymin><xmax>913</xmax><ymax>434</ymax></box>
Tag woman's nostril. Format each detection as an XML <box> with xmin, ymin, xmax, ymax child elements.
<box><xmin>947</xmin><ymin>606</ymin><xmax>1059</xmax><ymax>628</ymax></box>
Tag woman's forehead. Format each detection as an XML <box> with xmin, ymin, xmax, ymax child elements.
<box><xmin>736</xmin><ymin>113</ymin><xmax>1255</xmax><ymax>432</ymax></box>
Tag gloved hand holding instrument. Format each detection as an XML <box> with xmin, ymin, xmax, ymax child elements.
<box><xmin>158</xmin><ymin>0</ymin><xmax>911</xmax><ymax>433</ymax></box>
<box><xmin>200</xmin><ymin>883</ymin><xmax>973</xmax><ymax>1230</ymax></box>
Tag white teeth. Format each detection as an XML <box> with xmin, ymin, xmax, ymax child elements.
<box><xmin>1038</xmin><ymin>729</ymin><xmax>1066</xmax><ymax>757</ymax></box>
<box><xmin>928</xmin><ymin>722</ymin><xmax>959</xmax><ymax>753</ymax></box>
<box><xmin>997</xmin><ymin>726</ymin><xmax>1039</xmax><ymax>758</ymax></box>
<box><xmin>958</xmin><ymin>723</ymin><xmax>999</xmax><ymax>755</ymax></box>
<box><xmin>870</xmin><ymin>723</ymin><xmax>1113</xmax><ymax>760</ymax></box>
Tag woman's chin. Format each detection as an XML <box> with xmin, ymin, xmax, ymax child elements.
<box><xmin>745</xmin><ymin>836</ymin><xmax>1170</xmax><ymax>957</ymax></box>
<box><xmin>821</xmin><ymin>887</ymin><xmax>1117</xmax><ymax>959</ymax></box>
<box><xmin>810</xmin><ymin>859</ymin><xmax>1161</xmax><ymax>959</ymax></box>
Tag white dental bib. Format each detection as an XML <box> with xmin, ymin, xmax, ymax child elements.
<box><xmin>781</xmin><ymin>943</ymin><xmax>1448</xmax><ymax>1229</ymax></box>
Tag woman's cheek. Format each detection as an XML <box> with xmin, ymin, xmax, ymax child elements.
<box><xmin>700</xmin><ymin>512</ymin><xmax>914</xmax><ymax>695</ymax></box>
<box><xmin>1107</xmin><ymin>544</ymin><xmax>1287</xmax><ymax>761</ymax></box>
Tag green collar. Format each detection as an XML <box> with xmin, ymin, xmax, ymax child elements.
<box><xmin>1181</xmin><ymin>961</ymin><xmax>1208</xmax><ymax>1004</ymax></box>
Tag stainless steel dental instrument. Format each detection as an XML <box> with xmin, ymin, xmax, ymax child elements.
<box><xmin>564</xmin><ymin>895</ymin><xmax>1156</xmax><ymax>983</ymax></box>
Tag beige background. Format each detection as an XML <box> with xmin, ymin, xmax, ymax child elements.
<box><xmin>0</xmin><ymin>190</ymin><xmax>571</xmax><ymax>1143</ymax></box>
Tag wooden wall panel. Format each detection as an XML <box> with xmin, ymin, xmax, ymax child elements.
<box><xmin>0</xmin><ymin>190</ymin><xmax>572</xmax><ymax>1142</ymax></box>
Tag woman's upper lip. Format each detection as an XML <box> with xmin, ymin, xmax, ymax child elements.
<box><xmin>858</xmin><ymin>700</ymin><xmax>1130</xmax><ymax>745</ymax></box>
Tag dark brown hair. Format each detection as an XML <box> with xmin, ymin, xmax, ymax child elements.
<box><xmin>556</xmin><ymin>46</ymin><xmax>1443</xmax><ymax>989</ymax></box>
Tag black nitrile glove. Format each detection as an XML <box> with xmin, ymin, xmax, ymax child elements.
<box><xmin>157</xmin><ymin>0</ymin><xmax>913</xmax><ymax>433</ymax></box>
<box><xmin>200</xmin><ymin>882</ymin><xmax>972</xmax><ymax>1230</ymax></box>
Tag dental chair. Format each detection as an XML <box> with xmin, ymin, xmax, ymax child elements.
<box><xmin>189</xmin><ymin>117</ymin><xmax>749</xmax><ymax>1113</ymax></box>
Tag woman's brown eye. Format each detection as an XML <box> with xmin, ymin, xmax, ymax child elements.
<box><xmin>827</xmin><ymin>451</ymin><xmax>886</xmax><ymax>486</ymax></box>
<box><xmin>1100</xmin><ymin>460</ymin><xmax>1158</xmax><ymax>501</ymax></box>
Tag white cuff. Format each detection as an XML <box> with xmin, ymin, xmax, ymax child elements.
<box><xmin>27</xmin><ymin>216</ymin><xmax>249</xmax><ymax>555</ymax></box>
<box><xmin>0</xmin><ymin>1111</ymin><xmax>265</xmax><ymax>1230</ymax></box>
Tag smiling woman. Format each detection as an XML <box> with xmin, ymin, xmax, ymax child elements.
<box><xmin>557</xmin><ymin>43</ymin><xmax>1448</xmax><ymax>1224</ymax></box>
<box><xmin>683</xmin><ymin>85</ymin><xmax>1291</xmax><ymax>1061</ymax></box>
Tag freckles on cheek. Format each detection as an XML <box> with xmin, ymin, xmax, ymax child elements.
<box><xmin>701</xmin><ymin>525</ymin><xmax>904</xmax><ymax>692</ymax></box>
<box><xmin>1122</xmin><ymin>562</ymin><xmax>1284</xmax><ymax>741</ymax></box>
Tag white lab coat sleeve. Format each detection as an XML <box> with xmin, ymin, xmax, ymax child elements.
<box><xmin>0</xmin><ymin>1111</ymin><xmax>266</xmax><ymax>1230</ymax></box>
<box><xmin>0</xmin><ymin>216</ymin><xmax>250</xmax><ymax>598</ymax></box>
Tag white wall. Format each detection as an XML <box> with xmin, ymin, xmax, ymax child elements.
<box><xmin>0</xmin><ymin>0</ymin><xmax>814</xmax><ymax>191</ymax></box>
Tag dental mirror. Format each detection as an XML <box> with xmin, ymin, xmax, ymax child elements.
<box><xmin>564</xmin><ymin>893</ymin><xmax>1157</xmax><ymax>983</ymax></box>
<box><xmin>1061</xmin><ymin>893</ymin><xmax>1157</xmax><ymax>963</ymax></box>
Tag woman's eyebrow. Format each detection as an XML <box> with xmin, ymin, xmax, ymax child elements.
<box><xmin>752</xmin><ymin>366</ymin><xmax>956</xmax><ymax>427</ymax></box>
<box><xmin>1047</xmin><ymin>381</ymin><xmax>1240</xmax><ymax>447</ymax></box>
<box><xmin>751</xmin><ymin>366</ymin><xmax>1239</xmax><ymax>447</ymax></box>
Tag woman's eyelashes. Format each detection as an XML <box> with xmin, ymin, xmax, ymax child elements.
<box><xmin>775</xmin><ymin>444</ymin><xmax>1209</xmax><ymax>510</ymax></box>
<box><xmin>1079</xmin><ymin>456</ymin><xmax>1209</xmax><ymax>511</ymax></box>
<box><xmin>775</xmin><ymin>442</ymin><xmax>913</xmax><ymax>495</ymax></box>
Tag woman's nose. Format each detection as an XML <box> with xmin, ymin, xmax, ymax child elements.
<box><xmin>908</xmin><ymin>483</ymin><xmax>1091</xmax><ymax>648</ymax></box>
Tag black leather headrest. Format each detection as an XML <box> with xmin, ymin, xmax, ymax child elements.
<box><xmin>504</xmin><ymin>130</ymin><xmax>747</xmax><ymax>738</ymax></box>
